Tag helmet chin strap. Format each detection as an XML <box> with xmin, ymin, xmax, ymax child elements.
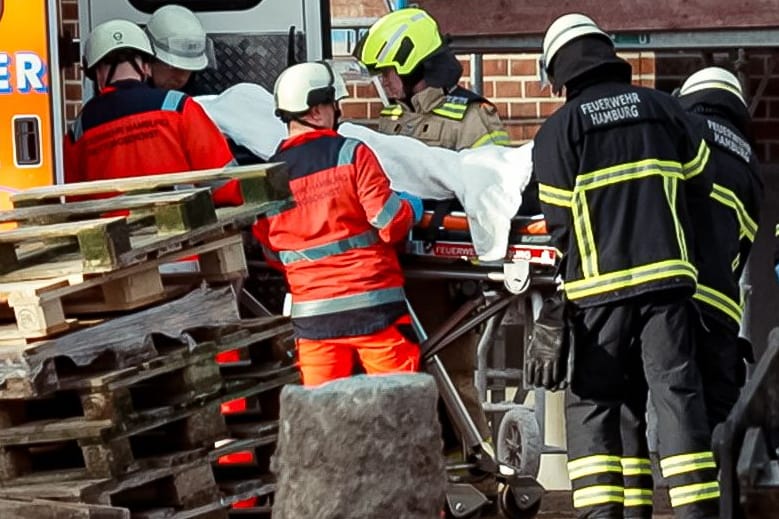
<box><xmin>292</xmin><ymin>103</ymin><xmax>341</xmax><ymax>131</ymax></box>
<box><xmin>103</xmin><ymin>57</ymin><xmax>148</xmax><ymax>91</ymax></box>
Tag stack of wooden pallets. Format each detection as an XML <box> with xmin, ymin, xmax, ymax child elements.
<box><xmin>0</xmin><ymin>164</ymin><xmax>290</xmax><ymax>344</ymax></box>
<box><xmin>0</xmin><ymin>165</ymin><xmax>302</xmax><ymax>518</ymax></box>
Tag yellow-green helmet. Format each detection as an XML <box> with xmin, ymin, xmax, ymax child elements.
<box><xmin>356</xmin><ymin>8</ymin><xmax>443</xmax><ymax>76</ymax></box>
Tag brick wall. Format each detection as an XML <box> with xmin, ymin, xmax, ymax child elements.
<box><xmin>341</xmin><ymin>49</ymin><xmax>779</xmax><ymax>164</ymax></box>
<box><xmin>53</xmin><ymin>1</ymin><xmax>779</xmax><ymax>164</ymax></box>
<box><xmin>341</xmin><ymin>51</ymin><xmax>656</xmax><ymax>145</ymax></box>
<box><xmin>59</xmin><ymin>0</ymin><xmax>83</xmax><ymax>125</ymax></box>
<box><xmin>330</xmin><ymin>0</ymin><xmax>387</xmax><ymax>18</ymax></box>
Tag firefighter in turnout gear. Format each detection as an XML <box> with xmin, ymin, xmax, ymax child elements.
<box><xmin>676</xmin><ymin>67</ymin><xmax>763</xmax><ymax>430</ymax></box>
<box><xmin>355</xmin><ymin>7</ymin><xmax>507</xmax><ymax>477</ymax></box>
<box><xmin>252</xmin><ymin>61</ymin><xmax>422</xmax><ymax>386</ymax></box>
<box><xmin>530</xmin><ymin>13</ymin><xmax>719</xmax><ymax>519</ymax></box>
<box><xmin>355</xmin><ymin>8</ymin><xmax>509</xmax><ymax>150</ymax></box>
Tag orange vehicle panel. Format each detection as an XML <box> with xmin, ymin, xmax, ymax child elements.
<box><xmin>0</xmin><ymin>0</ymin><xmax>55</xmax><ymax>210</ymax></box>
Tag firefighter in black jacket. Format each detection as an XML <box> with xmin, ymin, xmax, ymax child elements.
<box><xmin>526</xmin><ymin>13</ymin><xmax>719</xmax><ymax>519</ymax></box>
<box><xmin>676</xmin><ymin>67</ymin><xmax>763</xmax><ymax>429</ymax></box>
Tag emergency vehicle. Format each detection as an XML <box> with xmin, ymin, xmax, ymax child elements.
<box><xmin>0</xmin><ymin>0</ymin><xmax>331</xmax><ymax>209</ymax></box>
<box><xmin>0</xmin><ymin>0</ymin><xmax>63</xmax><ymax>209</ymax></box>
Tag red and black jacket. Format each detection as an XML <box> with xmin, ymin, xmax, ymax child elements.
<box><xmin>64</xmin><ymin>80</ymin><xmax>235</xmax><ymax>194</ymax></box>
<box><xmin>253</xmin><ymin>129</ymin><xmax>415</xmax><ymax>340</ymax></box>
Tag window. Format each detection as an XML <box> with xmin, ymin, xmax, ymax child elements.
<box><xmin>13</xmin><ymin>117</ymin><xmax>41</xmax><ymax>167</ymax></box>
<box><xmin>129</xmin><ymin>0</ymin><xmax>262</xmax><ymax>13</ymax></box>
<box><xmin>331</xmin><ymin>28</ymin><xmax>370</xmax><ymax>57</ymax></box>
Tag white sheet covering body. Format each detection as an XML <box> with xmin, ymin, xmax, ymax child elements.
<box><xmin>195</xmin><ymin>84</ymin><xmax>534</xmax><ymax>261</ymax></box>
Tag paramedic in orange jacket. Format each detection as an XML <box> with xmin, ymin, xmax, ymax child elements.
<box><xmin>253</xmin><ymin>61</ymin><xmax>424</xmax><ymax>386</ymax></box>
<box><xmin>64</xmin><ymin>19</ymin><xmax>236</xmax><ymax>203</ymax></box>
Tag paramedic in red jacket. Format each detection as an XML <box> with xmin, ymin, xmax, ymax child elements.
<box><xmin>253</xmin><ymin>61</ymin><xmax>424</xmax><ymax>386</ymax></box>
<box><xmin>64</xmin><ymin>19</ymin><xmax>235</xmax><ymax>200</ymax></box>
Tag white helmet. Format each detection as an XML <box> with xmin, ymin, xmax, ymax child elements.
<box><xmin>145</xmin><ymin>5</ymin><xmax>208</xmax><ymax>71</ymax></box>
<box><xmin>678</xmin><ymin>67</ymin><xmax>747</xmax><ymax>106</ymax></box>
<box><xmin>84</xmin><ymin>19</ymin><xmax>153</xmax><ymax>71</ymax></box>
<box><xmin>540</xmin><ymin>13</ymin><xmax>610</xmax><ymax>77</ymax></box>
<box><xmin>274</xmin><ymin>61</ymin><xmax>349</xmax><ymax>116</ymax></box>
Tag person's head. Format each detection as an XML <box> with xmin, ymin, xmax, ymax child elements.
<box><xmin>676</xmin><ymin>66</ymin><xmax>751</xmax><ymax>133</ymax></box>
<box><xmin>273</xmin><ymin>61</ymin><xmax>349</xmax><ymax>133</ymax></box>
<box><xmin>145</xmin><ymin>5</ymin><xmax>209</xmax><ymax>90</ymax></box>
<box><xmin>355</xmin><ymin>8</ymin><xmax>461</xmax><ymax>100</ymax></box>
<box><xmin>540</xmin><ymin>13</ymin><xmax>631</xmax><ymax>96</ymax></box>
<box><xmin>83</xmin><ymin>19</ymin><xmax>154</xmax><ymax>92</ymax></box>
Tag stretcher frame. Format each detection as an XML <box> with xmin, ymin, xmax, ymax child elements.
<box><xmin>403</xmin><ymin>229</ymin><xmax>559</xmax><ymax>517</ymax></box>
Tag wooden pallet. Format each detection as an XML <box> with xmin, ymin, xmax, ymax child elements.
<box><xmin>0</xmin><ymin>345</ymin><xmax>227</xmax><ymax>481</ymax></box>
<box><xmin>0</xmin><ymin>497</ymin><xmax>129</xmax><ymax>518</ymax></box>
<box><xmin>0</xmin><ymin>233</ymin><xmax>246</xmax><ymax>341</ymax></box>
<box><xmin>1</xmin><ymin>163</ymin><xmax>292</xmax><ymax>280</ymax></box>
<box><xmin>11</xmin><ymin>164</ymin><xmax>289</xmax><ymax>209</ymax></box>
<box><xmin>0</xmin><ymin>203</ymin><xmax>272</xmax><ymax>282</ymax></box>
<box><xmin>0</xmin><ymin>460</ymin><xmax>223</xmax><ymax>518</ymax></box>
<box><xmin>0</xmin><ymin>286</ymin><xmax>240</xmax><ymax>400</ymax></box>
<box><xmin>204</xmin><ymin>319</ymin><xmax>297</xmax><ymax>519</ymax></box>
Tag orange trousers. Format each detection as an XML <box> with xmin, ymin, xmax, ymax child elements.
<box><xmin>295</xmin><ymin>315</ymin><xmax>421</xmax><ymax>387</ymax></box>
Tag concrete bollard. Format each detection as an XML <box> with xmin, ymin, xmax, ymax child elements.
<box><xmin>271</xmin><ymin>373</ymin><xmax>446</xmax><ymax>519</ymax></box>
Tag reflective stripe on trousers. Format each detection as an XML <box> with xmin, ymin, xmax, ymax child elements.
<box><xmin>291</xmin><ymin>286</ymin><xmax>406</xmax><ymax>318</ymax></box>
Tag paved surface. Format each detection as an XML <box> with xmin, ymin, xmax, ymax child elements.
<box><xmin>481</xmin><ymin>490</ymin><xmax>674</xmax><ymax>518</ymax></box>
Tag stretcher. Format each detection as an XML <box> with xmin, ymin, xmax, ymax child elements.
<box><xmin>402</xmin><ymin>210</ymin><xmax>560</xmax><ymax>519</ymax></box>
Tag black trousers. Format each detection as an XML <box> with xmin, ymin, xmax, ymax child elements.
<box><xmin>566</xmin><ymin>294</ymin><xmax>719</xmax><ymax>519</ymax></box>
<box><xmin>696</xmin><ymin>316</ymin><xmax>744</xmax><ymax>431</ymax></box>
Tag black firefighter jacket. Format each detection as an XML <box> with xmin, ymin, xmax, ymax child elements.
<box><xmin>534</xmin><ymin>81</ymin><xmax>718</xmax><ymax>308</ymax></box>
<box><xmin>685</xmin><ymin>110</ymin><xmax>762</xmax><ymax>332</ymax></box>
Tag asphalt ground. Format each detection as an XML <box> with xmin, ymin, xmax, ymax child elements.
<box><xmin>481</xmin><ymin>490</ymin><xmax>674</xmax><ymax>518</ymax></box>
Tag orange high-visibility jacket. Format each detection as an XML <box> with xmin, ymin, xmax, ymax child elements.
<box><xmin>64</xmin><ymin>80</ymin><xmax>235</xmax><ymax>189</ymax></box>
<box><xmin>253</xmin><ymin>129</ymin><xmax>415</xmax><ymax>340</ymax></box>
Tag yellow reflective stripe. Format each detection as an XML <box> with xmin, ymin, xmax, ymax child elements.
<box><xmin>624</xmin><ymin>488</ymin><xmax>654</xmax><ymax>507</ymax></box>
<box><xmin>732</xmin><ymin>253</ymin><xmax>741</xmax><ymax>272</ymax></box>
<box><xmin>669</xmin><ymin>482</ymin><xmax>720</xmax><ymax>507</ymax></box>
<box><xmin>471</xmin><ymin>130</ymin><xmax>511</xmax><ymax>148</ymax></box>
<box><xmin>565</xmin><ymin>260</ymin><xmax>697</xmax><ymax>300</ymax></box>
<box><xmin>775</xmin><ymin>223</ymin><xmax>779</xmax><ymax>237</ymax></box>
<box><xmin>380</xmin><ymin>106</ymin><xmax>402</xmax><ymax>115</ymax></box>
<box><xmin>683</xmin><ymin>140</ymin><xmax>711</xmax><ymax>180</ymax></box>
<box><xmin>432</xmin><ymin>103</ymin><xmax>467</xmax><ymax>120</ymax></box>
<box><xmin>621</xmin><ymin>457</ymin><xmax>652</xmax><ymax>476</ymax></box>
<box><xmin>576</xmin><ymin>158</ymin><xmax>684</xmax><ymax>191</ymax></box>
<box><xmin>539</xmin><ymin>183</ymin><xmax>573</xmax><ymax>208</ymax></box>
<box><xmin>711</xmin><ymin>183</ymin><xmax>758</xmax><ymax>242</ymax></box>
<box><xmin>576</xmin><ymin>191</ymin><xmax>599</xmax><ymax>277</ymax></box>
<box><xmin>441</xmin><ymin>101</ymin><xmax>467</xmax><ymax>112</ymax></box>
<box><xmin>380</xmin><ymin>106</ymin><xmax>403</xmax><ymax>119</ymax></box>
<box><xmin>694</xmin><ymin>284</ymin><xmax>742</xmax><ymax>324</ymax></box>
<box><xmin>567</xmin><ymin>455</ymin><xmax>623</xmax><ymax>480</ymax></box>
<box><xmin>663</xmin><ymin>176</ymin><xmax>688</xmax><ymax>262</ymax></box>
<box><xmin>660</xmin><ymin>452</ymin><xmax>717</xmax><ymax>478</ymax></box>
<box><xmin>573</xmin><ymin>485</ymin><xmax>625</xmax><ymax>508</ymax></box>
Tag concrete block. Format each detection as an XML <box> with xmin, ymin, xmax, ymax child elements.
<box><xmin>272</xmin><ymin>373</ymin><xmax>446</xmax><ymax>519</ymax></box>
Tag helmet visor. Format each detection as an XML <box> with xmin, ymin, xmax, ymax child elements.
<box><xmin>538</xmin><ymin>55</ymin><xmax>551</xmax><ymax>89</ymax></box>
<box><xmin>151</xmin><ymin>34</ymin><xmax>216</xmax><ymax>71</ymax></box>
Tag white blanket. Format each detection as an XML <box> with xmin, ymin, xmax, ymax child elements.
<box><xmin>196</xmin><ymin>83</ymin><xmax>287</xmax><ymax>160</ymax></box>
<box><xmin>195</xmin><ymin>84</ymin><xmax>534</xmax><ymax>261</ymax></box>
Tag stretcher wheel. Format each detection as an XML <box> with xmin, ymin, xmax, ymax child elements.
<box><xmin>497</xmin><ymin>406</ymin><xmax>542</xmax><ymax>478</ymax></box>
<box><xmin>498</xmin><ymin>484</ymin><xmax>542</xmax><ymax>519</ymax></box>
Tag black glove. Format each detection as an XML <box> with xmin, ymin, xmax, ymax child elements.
<box><xmin>525</xmin><ymin>292</ymin><xmax>570</xmax><ymax>391</ymax></box>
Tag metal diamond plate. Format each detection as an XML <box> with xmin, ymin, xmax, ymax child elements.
<box><xmin>194</xmin><ymin>33</ymin><xmax>307</xmax><ymax>94</ymax></box>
